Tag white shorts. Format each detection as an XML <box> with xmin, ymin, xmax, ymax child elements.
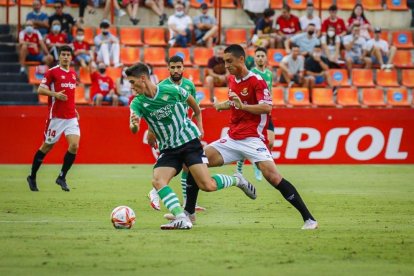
<box><xmin>44</xmin><ymin>118</ymin><xmax>80</xmax><ymax>144</ymax></box>
<box><xmin>209</xmin><ymin>135</ymin><xmax>273</xmax><ymax>164</ymax></box>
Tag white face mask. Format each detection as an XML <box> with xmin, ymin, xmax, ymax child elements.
<box><xmin>76</xmin><ymin>35</ymin><xmax>84</xmax><ymax>41</ymax></box>
<box><xmin>175</xmin><ymin>11</ymin><xmax>184</xmax><ymax>17</ymax></box>
<box><xmin>52</xmin><ymin>25</ymin><xmax>61</xmax><ymax>33</ymax></box>
<box><xmin>327</xmin><ymin>30</ymin><xmax>335</xmax><ymax>37</ymax></box>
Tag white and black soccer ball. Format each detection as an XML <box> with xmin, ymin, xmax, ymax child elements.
<box><xmin>110</xmin><ymin>206</ymin><xmax>136</xmax><ymax>229</ymax></box>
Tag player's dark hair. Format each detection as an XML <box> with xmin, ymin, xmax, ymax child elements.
<box><xmin>224</xmin><ymin>44</ymin><xmax>245</xmax><ymax>58</ymax></box>
<box><xmin>255</xmin><ymin>47</ymin><xmax>267</xmax><ymax>55</ymax></box>
<box><xmin>58</xmin><ymin>45</ymin><xmax>73</xmax><ymax>55</ymax></box>
<box><xmin>282</xmin><ymin>4</ymin><xmax>290</xmax><ymax>12</ymax></box>
<box><xmin>263</xmin><ymin>8</ymin><xmax>275</xmax><ymax>18</ymax></box>
<box><xmin>125</xmin><ymin>62</ymin><xmax>150</xmax><ymax>78</ymax></box>
<box><xmin>168</xmin><ymin>55</ymin><xmax>184</xmax><ymax>64</ymax></box>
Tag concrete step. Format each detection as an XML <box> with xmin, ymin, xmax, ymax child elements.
<box><xmin>0</xmin><ymin>44</ymin><xmax>16</xmax><ymax>53</ymax></box>
<box><xmin>0</xmin><ymin>73</ymin><xmax>27</xmax><ymax>82</ymax></box>
<box><xmin>0</xmin><ymin>92</ymin><xmax>38</xmax><ymax>104</ymax></box>
<box><xmin>0</xmin><ymin>52</ymin><xmax>18</xmax><ymax>63</ymax></box>
<box><xmin>0</xmin><ymin>63</ymin><xmax>20</xmax><ymax>73</ymax></box>
<box><xmin>0</xmin><ymin>34</ymin><xmax>14</xmax><ymax>43</ymax></box>
<box><xmin>0</xmin><ymin>82</ymin><xmax>33</xmax><ymax>92</ymax></box>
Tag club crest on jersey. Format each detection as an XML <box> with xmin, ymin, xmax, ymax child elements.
<box><xmin>61</xmin><ymin>76</ymin><xmax>65</xmax><ymax>79</ymax></box>
<box><xmin>220</xmin><ymin>139</ymin><xmax>227</xmax><ymax>143</ymax></box>
<box><xmin>241</xmin><ymin>88</ymin><xmax>248</xmax><ymax>96</ymax></box>
<box><xmin>162</xmin><ymin>95</ymin><xmax>169</xmax><ymax>101</ymax></box>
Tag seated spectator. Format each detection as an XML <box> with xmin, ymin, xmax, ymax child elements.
<box><xmin>251</xmin><ymin>8</ymin><xmax>280</xmax><ymax>49</ymax></box>
<box><xmin>45</xmin><ymin>20</ymin><xmax>68</xmax><ymax>61</ymax></box>
<box><xmin>276</xmin><ymin>5</ymin><xmax>301</xmax><ymax>40</ymax></box>
<box><xmin>94</xmin><ymin>20</ymin><xmax>122</xmax><ymax>67</ymax></box>
<box><xmin>145</xmin><ymin>0</ymin><xmax>168</xmax><ymax>26</ymax></box>
<box><xmin>343</xmin><ymin>24</ymin><xmax>371</xmax><ymax>73</ymax></box>
<box><xmin>364</xmin><ymin>27</ymin><xmax>397</xmax><ymax>70</ymax></box>
<box><xmin>193</xmin><ymin>3</ymin><xmax>218</xmax><ymax>48</ymax></box>
<box><xmin>19</xmin><ymin>20</ymin><xmax>53</xmax><ymax>73</ymax></box>
<box><xmin>285</xmin><ymin>23</ymin><xmax>320</xmax><ymax>57</ymax></box>
<box><xmin>173</xmin><ymin>0</ymin><xmax>190</xmax><ymax>14</ymax></box>
<box><xmin>116</xmin><ymin>67</ymin><xmax>133</xmax><ymax>106</ymax></box>
<box><xmin>168</xmin><ymin>2</ymin><xmax>193</xmax><ymax>47</ymax></box>
<box><xmin>48</xmin><ymin>1</ymin><xmax>75</xmax><ymax>42</ymax></box>
<box><xmin>347</xmin><ymin>4</ymin><xmax>372</xmax><ymax>40</ymax></box>
<box><xmin>205</xmin><ymin>45</ymin><xmax>227</xmax><ymax>102</ymax></box>
<box><xmin>121</xmin><ymin>0</ymin><xmax>139</xmax><ymax>25</ymax></box>
<box><xmin>321</xmin><ymin>25</ymin><xmax>342</xmax><ymax>68</ymax></box>
<box><xmin>300</xmin><ymin>3</ymin><xmax>321</xmax><ymax>36</ymax></box>
<box><xmin>90</xmin><ymin>63</ymin><xmax>119</xmax><ymax>106</ymax></box>
<box><xmin>321</xmin><ymin>5</ymin><xmax>347</xmax><ymax>37</ymax></box>
<box><xmin>104</xmin><ymin>0</ymin><xmax>127</xmax><ymax>21</ymax></box>
<box><xmin>26</xmin><ymin>0</ymin><xmax>49</xmax><ymax>37</ymax></box>
<box><xmin>243</xmin><ymin>0</ymin><xmax>269</xmax><ymax>24</ymax></box>
<box><xmin>279</xmin><ymin>44</ymin><xmax>306</xmax><ymax>87</ymax></box>
<box><xmin>304</xmin><ymin>45</ymin><xmax>333</xmax><ymax>99</ymax></box>
<box><xmin>68</xmin><ymin>0</ymin><xmax>90</xmax><ymax>25</ymax></box>
<box><xmin>72</xmin><ymin>28</ymin><xmax>93</xmax><ymax>68</ymax></box>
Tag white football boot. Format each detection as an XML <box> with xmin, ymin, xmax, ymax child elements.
<box><xmin>147</xmin><ymin>188</ymin><xmax>161</xmax><ymax>211</ymax></box>
<box><xmin>160</xmin><ymin>215</ymin><xmax>192</xmax><ymax>230</ymax></box>
<box><xmin>164</xmin><ymin>210</ymin><xmax>196</xmax><ymax>223</ymax></box>
<box><xmin>234</xmin><ymin>172</ymin><xmax>257</xmax><ymax>199</ymax></box>
<box><xmin>301</xmin><ymin>219</ymin><xmax>319</xmax><ymax>230</ymax></box>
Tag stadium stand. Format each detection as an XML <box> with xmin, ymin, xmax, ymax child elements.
<box><xmin>120</xmin><ymin>47</ymin><xmax>140</xmax><ymax>66</ymax></box>
<box><xmin>287</xmin><ymin>88</ymin><xmax>311</xmax><ymax>106</ymax></box>
<box><xmin>270</xmin><ymin>0</ymin><xmax>283</xmax><ymax>9</ymax></box>
<box><xmin>361</xmin><ymin>88</ymin><xmax>386</xmax><ymax>106</ymax></box>
<box><xmin>392</xmin><ymin>30</ymin><xmax>414</xmax><ymax>48</ymax></box>
<box><xmin>143</xmin><ymin>47</ymin><xmax>167</xmax><ymax>66</ymax></box>
<box><xmin>312</xmin><ymin>88</ymin><xmax>335</xmax><ymax>106</ymax></box>
<box><xmin>225</xmin><ymin>29</ymin><xmax>247</xmax><ymax>45</ymax></box>
<box><xmin>376</xmin><ymin>69</ymin><xmax>399</xmax><ymax>87</ymax></box>
<box><xmin>272</xmin><ymin>87</ymin><xmax>285</xmax><ymax>106</ymax></box>
<box><xmin>144</xmin><ymin>28</ymin><xmax>167</xmax><ymax>46</ymax></box>
<box><xmin>352</xmin><ymin>69</ymin><xmax>375</xmax><ymax>87</ymax></box>
<box><xmin>120</xmin><ymin>27</ymin><xmax>143</xmax><ymax>46</ymax></box>
<box><xmin>152</xmin><ymin>67</ymin><xmax>170</xmax><ymax>81</ymax></box>
<box><xmin>183</xmin><ymin>68</ymin><xmax>203</xmax><ymax>86</ymax></box>
<box><xmin>402</xmin><ymin>69</ymin><xmax>414</xmax><ymax>87</ymax></box>
<box><xmin>362</xmin><ymin>0</ymin><xmax>383</xmax><ymax>11</ymax></box>
<box><xmin>72</xmin><ymin>27</ymin><xmax>94</xmax><ymax>45</ymax></box>
<box><xmin>336</xmin><ymin>88</ymin><xmax>360</xmax><ymax>106</ymax></box>
<box><xmin>213</xmin><ymin>87</ymin><xmax>230</xmax><ymax>102</ymax></box>
<box><xmin>387</xmin><ymin>87</ymin><xmax>410</xmax><ymax>106</ymax></box>
<box><xmin>314</xmin><ymin>0</ymin><xmax>334</xmax><ymax>10</ymax></box>
<box><xmin>79</xmin><ymin>67</ymin><xmax>92</xmax><ymax>85</ymax></box>
<box><xmin>267</xmin><ymin>49</ymin><xmax>286</xmax><ymax>67</ymax></box>
<box><xmin>329</xmin><ymin>69</ymin><xmax>351</xmax><ymax>87</ymax></box>
<box><xmin>393</xmin><ymin>51</ymin><xmax>414</xmax><ymax>68</ymax></box>
<box><xmin>336</xmin><ymin>0</ymin><xmax>357</xmax><ymax>10</ymax></box>
<box><xmin>195</xmin><ymin>86</ymin><xmax>211</xmax><ymax>106</ymax></box>
<box><xmin>386</xmin><ymin>0</ymin><xmax>409</xmax><ymax>10</ymax></box>
<box><xmin>287</xmin><ymin>0</ymin><xmax>307</xmax><ymax>10</ymax></box>
<box><xmin>193</xmin><ymin>47</ymin><xmax>214</xmax><ymax>67</ymax></box>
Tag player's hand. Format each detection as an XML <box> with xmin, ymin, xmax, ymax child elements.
<box><xmin>130</xmin><ymin>113</ymin><xmax>139</xmax><ymax>127</ymax></box>
<box><xmin>55</xmin><ymin>90</ymin><xmax>68</xmax><ymax>101</ymax></box>
<box><xmin>147</xmin><ymin>131</ymin><xmax>157</xmax><ymax>148</ymax></box>
<box><xmin>229</xmin><ymin>92</ymin><xmax>243</xmax><ymax>110</ymax></box>
<box><xmin>198</xmin><ymin>125</ymin><xmax>204</xmax><ymax>139</ymax></box>
<box><xmin>76</xmin><ymin>110</ymin><xmax>80</xmax><ymax>121</ymax></box>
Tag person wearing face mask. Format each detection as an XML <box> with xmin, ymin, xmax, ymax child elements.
<box><xmin>72</xmin><ymin>28</ymin><xmax>93</xmax><ymax>68</ymax></box>
<box><xmin>343</xmin><ymin>24</ymin><xmax>371</xmax><ymax>74</ymax></box>
<box><xmin>45</xmin><ymin>20</ymin><xmax>68</xmax><ymax>61</ymax></box>
<box><xmin>285</xmin><ymin>23</ymin><xmax>320</xmax><ymax>58</ymax></box>
<box><xmin>193</xmin><ymin>3</ymin><xmax>218</xmax><ymax>47</ymax></box>
<box><xmin>19</xmin><ymin>20</ymin><xmax>54</xmax><ymax>73</ymax></box>
<box><xmin>321</xmin><ymin>25</ymin><xmax>341</xmax><ymax>68</ymax></box>
<box><xmin>48</xmin><ymin>1</ymin><xmax>75</xmax><ymax>42</ymax></box>
<box><xmin>94</xmin><ymin>20</ymin><xmax>122</xmax><ymax>67</ymax></box>
<box><xmin>364</xmin><ymin>27</ymin><xmax>397</xmax><ymax>71</ymax></box>
<box><xmin>26</xmin><ymin>0</ymin><xmax>49</xmax><ymax>36</ymax></box>
<box><xmin>90</xmin><ymin>63</ymin><xmax>119</xmax><ymax>106</ymax></box>
<box><xmin>251</xmin><ymin>8</ymin><xmax>281</xmax><ymax>49</ymax></box>
<box><xmin>116</xmin><ymin>66</ymin><xmax>134</xmax><ymax>106</ymax></box>
<box><xmin>321</xmin><ymin>5</ymin><xmax>346</xmax><ymax>37</ymax></box>
<box><xmin>299</xmin><ymin>3</ymin><xmax>321</xmax><ymax>37</ymax></box>
<box><xmin>347</xmin><ymin>4</ymin><xmax>372</xmax><ymax>40</ymax></box>
<box><xmin>167</xmin><ymin>2</ymin><xmax>193</xmax><ymax>47</ymax></box>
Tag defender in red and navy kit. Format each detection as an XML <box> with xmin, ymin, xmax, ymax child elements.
<box><xmin>27</xmin><ymin>45</ymin><xmax>79</xmax><ymax>192</ymax></box>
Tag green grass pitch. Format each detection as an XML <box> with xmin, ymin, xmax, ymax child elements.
<box><xmin>0</xmin><ymin>165</ymin><xmax>413</xmax><ymax>275</ymax></box>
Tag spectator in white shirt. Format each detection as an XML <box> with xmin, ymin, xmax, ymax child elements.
<box><xmin>321</xmin><ymin>25</ymin><xmax>341</xmax><ymax>68</ymax></box>
<box><xmin>343</xmin><ymin>24</ymin><xmax>371</xmax><ymax>73</ymax></box>
<box><xmin>279</xmin><ymin>43</ymin><xmax>307</xmax><ymax>87</ymax></box>
<box><xmin>300</xmin><ymin>3</ymin><xmax>321</xmax><ymax>36</ymax></box>
<box><xmin>364</xmin><ymin>27</ymin><xmax>396</xmax><ymax>70</ymax></box>
<box><xmin>168</xmin><ymin>2</ymin><xmax>193</xmax><ymax>47</ymax></box>
<box><xmin>94</xmin><ymin>20</ymin><xmax>121</xmax><ymax>67</ymax></box>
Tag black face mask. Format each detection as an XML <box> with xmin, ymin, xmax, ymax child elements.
<box><xmin>98</xmin><ymin>68</ymin><xmax>106</xmax><ymax>74</ymax></box>
<box><xmin>308</xmin><ymin>30</ymin><xmax>315</xmax><ymax>36</ymax></box>
<box><xmin>102</xmin><ymin>31</ymin><xmax>109</xmax><ymax>36</ymax></box>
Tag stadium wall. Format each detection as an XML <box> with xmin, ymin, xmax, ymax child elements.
<box><xmin>1</xmin><ymin>106</ymin><xmax>413</xmax><ymax>164</ymax></box>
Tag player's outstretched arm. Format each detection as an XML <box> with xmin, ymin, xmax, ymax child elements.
<box><xmin>130</xmin><ymin>112</ymin><xmax>140</xmax><ymax>134</ymax></box>
<box><xmin>38</xmin><ymin>86</ymin><xmax>68</xmax><ymax>101</ymax></box>
<box><xmin>187</xmin><ymin>95</ymin><xmax>204</xmax><ymax>138</ymax></box>
<box><xmin>229</xmin><ymin>92</ymin><xmax>272</xmax><ymax>115</ymax></box>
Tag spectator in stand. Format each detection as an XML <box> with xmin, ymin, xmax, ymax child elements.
<box><xmin>364</xmin><ymin>27</ymin><xmax>397</xmax><ymax>70</ymax></box>
<box><xmin>276</xmin><ymin>5</ymin><xmax>301</xmax><ymax>41</ymax></box>
<box><xmin>26</xmin><ymin>0</ymin><xmax>49</xmax><ymax>37</ymax></box>
<box><xmin>116</xmin><ymin>66</ymin><xmax>133</xmax><ymax>106</ymax></box>
<box><xmin>45</xmin><ymin>20</ymin><xmax>68</xmax><ymax>61</ymax></box>
<box><xmin>90</xmin><ymin>63</ymin><xmax>119</xmax><ymax>106</ymax></box>
<box><xmin>94</xmin><ymin>20</ymin><xmax>122</xmax><ymax>67</ymax></box>
<box><xmin>300</xmin><ymin>3</ymin><xmax>321</xmax><ymax>36</ymax></box>
<box><xmin>103</xmin><ymin>0</ymin><xmax>127</xmax><ymax>21</ymax></box>
<box><xmin>120</xmin><ymin>0</ymin><xmax>140</xmax><ymax>25</ymax></box>
<box><xmin>347</xmin><ymin>4</ymin><xmax>372</xmax><ymax>40</ymax></box>
<box><xmin>321</xmin><ymin>25</ymin><xmax>341</xmax><ymax>68</ymax></box>
<box><xmin>304</xmin><ymin>45</ymin><xmax>333</xmax><ymax>100</ymax></box>
<box><xmin>168</xmin><ymin>2</ymin><xmax>193</xmax><ymax>47</ymax></box>
<box><xmin>173</xmin><ymin>0</ymin><xmax>190</xmax><ymax>14</ymax></box>
<box><xmin>193</xmin><ymin>3</ymin><xmax>218</xmax><ymax>48</ymax></box>
<box><xmin>285</xmin><ymin>23</ymin><xmax>320</xmax><ymax>57</ymax></box>
<box><xmin>321</xmin><ymin>5</ymin><xmax>347</xmax><ymax>37</ymax></box>
<box><xmin>343</xmin><ymin>24</ymin><xmax>371</xmax><ymax>73</ymax></box>
<box><xmin>145</xmin><ymin>0</ymin><xmax>168</xmax><ymax>26</ymax></box>
<box><xmin>19</xmin><ymin>20</ymin><xmax>53</xmax><ymax>73</ymax></box>
<box><xmin>205</xmin><ymin>45</ymin><xmax>227</xmax><ymax>102</ymax></box>
<box><xmin>48</xmin><ymin>1</ymin><xmax>75</xmax><ymax>42</ymax></box>
<box><xmin>148</xmin><ymin>64</ymin><xmax>159</xmax><ymax>84</ymax></box>
<box><xmin>251</xmin><ymin>8</ymin><xmax>281</xmax><ymax>49</ymax></box>
<box><xmin>279</xmin><ymin>43</ymin><xmax>306</xmax><ymax>87</ymax></box>
<box><xmin>243</xmin><ymin>0</ymin><xmax>269</xmax><ymax>24</ymax></box>
<box><xmin>72</xmin><ymin>28</ymin><xmax>93</xmax><ymax>68</ymax></box>
<box><xmin>68</xmin><ymin>0</ymin><xmax>90</xmax><ymax>25</ymax></box>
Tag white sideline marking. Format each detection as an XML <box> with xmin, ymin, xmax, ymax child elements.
<box><xmin>0</xmin><ymin>220</ymin><xmax>102</xmax><ymax>223</ymax></box>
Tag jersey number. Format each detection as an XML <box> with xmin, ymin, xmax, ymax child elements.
<box><xmin>47</xmin><ymin>129</ymin><xmax>56</xmax><ymax>138</ymax></box>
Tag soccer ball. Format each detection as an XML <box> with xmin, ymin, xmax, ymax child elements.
<box><xmin>110</xmin><ymin>206</ymin><xmax>136</xmax><ymax>229</ymax></box>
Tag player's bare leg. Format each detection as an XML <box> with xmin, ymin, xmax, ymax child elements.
<box><xmin>27</xmin><ymin>142</ymin><xmax>54</xmax><ymax>191</ymax></box>
<box><xmin>257</xmin><ymin>160</ymin><xmax>318</xmax><ymax>230</ymax></box>
<box><xmin>55</xmin><ymin>134</ymin><xmax>80</xmax><ymax>192</ymax></box>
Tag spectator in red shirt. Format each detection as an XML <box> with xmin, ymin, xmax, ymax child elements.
<box><xmin>347</xmin><ymin>4</ymin><xmax>372</xmax><ymax>40</ymax></box>
<box><xmin>276</xmin><ymin>5</ymin><xmax>301</xmax><ymax>39</ymax></box>
<box><xmin>321</xmin><ymin>5</ymin><xmax>347</xmax><ymax>37</ymax></box>
<box><xmin>90</xmin><ymin>62</ymin><xmax>119</xmax><ymax>106</ymax></box>
<box><xmin>45</xmin><ymin>20</ymin><xmax>68</xmax><ymax>61</ymax></box>
<box><xmin>72</xmin><ymin>28</ymin><xmax>93</xmax><ymax>68</ymax></box>
<box><xmin>19</xmin><ymin>20</ymin><xmax>53</xmax><ymax>73</ymax></box>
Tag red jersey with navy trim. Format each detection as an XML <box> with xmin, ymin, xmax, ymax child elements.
<box><xmin>227</xmin><ymin>71</ymin><xmax>272</xmax><ymax>142</ymax></box>
<box><xmin>40</xmin><ymin>66</ymin><xmax>77</xmax><ymax>119</ymax></box>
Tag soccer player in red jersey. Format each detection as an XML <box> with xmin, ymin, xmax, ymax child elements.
<box><xmin>184</xmin><ymin>44</ymin><xmax>318</xmax><ymax>230</ymax></box>
<box><xmin>27</xmin><ymin>45</ymin><xmax>80</xmax><ymax>192</ymax></box>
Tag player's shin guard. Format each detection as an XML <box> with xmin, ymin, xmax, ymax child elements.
<box><xmin>180</xmin><ymin>171</ymin><xmax>188</xmax><ymax>203</ymax></box>
<box><xmin>58</xmin><ymin>151</ymin><xmax>76</xmax><ymax>179</ymax></box>
<box><xmin>184</xmin><ymin>172</ymin><xmax>199</xmax><ymax>215</ymax></box>
<box><xmin>275</xmin><ymin>178</ymin><xmax>315</xmax><ymax>221</ymax></box>
<box><xmin>30</xmin><ymin>150</ymin><xmax>46</xmax><ymax>179</ymax></box>
<box><xmin>158</xmin><ymin>186</ymin><xmax>185</xmax><ymax>217</ymax></box>
<box><xmin>212</xmin><ymin>174</ymin><xmax>237</xmax><ymax>190</ymax></box>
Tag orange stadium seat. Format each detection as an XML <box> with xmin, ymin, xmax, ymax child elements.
<box><xmin>20</xmin><ymin>0</ymin><xmax>34</xmax><ymax>6</ymax></box>
<box><xmin>336</xmin><ymin>0</ymin><xmax>357</xmax><ymax>10</ymax></box>
<box><xmin>75</xmin><ymin>86</ymin><xmax>88</xmax><ymax>104</ymax></box>
<box><xmin>401</xmin><ymin>69</ymin><xmax>414</xmax><ymax>87</ymax></box>
<box><xmin>106</xmin><ymin>67</ymin><xmax>122</xmax><ymax>81</ymax></box>
<box><xmin>153</xmin><ymin>67</ymin><xmax>170</xmax><ymax>81</ymax></box>
<box><xmin>362</xmin><ymin>0</ymin><xmax>383</xmax><ymax>10</ymax></box>
<box><xmin>336</xmin><ymin>88</ymin><xmax>360</xmax><ymax>106</ymax></box>
<box><xmin>120</xmin><ymin>47</ymin><xmax>140</xmax><ymax>66</ymax></box>
<box><xmin>214</xmin><ymin>87</ymin><xmax>229</xmax><ymax>102</ymax></box>
<box><xmin>270</xmin><ymin>0</ymin><xmax>283</xmax><ymax>9</ymax></box>
<box><xmin>329</xmin><ymin>69</ymin><xmax>350</xmax><ymax>87</ymax></box>
<box><xmin>361</xmin><ymin>88</ymin><xmax>386</xmax><ymax>106</ymax></box>
<box><xmin>79</xmin><ymin>67</ymin><xmax>92</xmax><ymax>85</ymax></box>
<box><xmin>221</xmin><ymin>0</ymin><xmax>237</xmax><ymax>8</ymax></box>
<box><xmin>376</xmin><ymin>69</ymin><xmax>399</xmax><ymax>87</ymax></box>
<box><xmin>190</xmin><ymin>0</ymin><xmax>213</xmax><ymax>8</ymax></box>
<box><xmin>184</xmin><ymin>68</ymin><xmax>203</xmax><ymax>86</ymax></box>
<box><xmin>392</xmin><ymin>31</ymin><xmax>414</xmax><ymax>49</ymax></box>
<box><xmin>268</xmin><ymin>49</ymin><xmax>286</xmax><ymax>67</ymax></box>
<box><xmin>287</xmin><ymin>87</ymin><xmax>310</xmax><ymax>106</ymax></box>
<box><xmin>144</xmin><ymin>47</ymin><xmax>167</xmax><ymax>66</ymax></box>
<box><xmin>120</xmin><ymin>27</ymin><xmax>142</xmax><ymax>46</ymax></box>
<box><xmin>225</xmin><ymin>29</ymin><xmax>247</xmax><ymax>45</ymax></box>
<box><xmin>96</xmin><ymin>26</ymin><xmax>117</xmax><ymax>37</ymax></box>
<box><xmin>386</xmin><ymin>0</ymin><xmax>408</xmax><ymax>10</ymax></box>
<box><xmin>0</xmin><ymin>0</ymin><xmax>15</xmax><ymax>6</ymax></box>
<box><xmin>314</xmin><ymin>0</ymin><xmax>334</xmax><ymax>9</ymax></box>
<box><xmin>312</xmin><ymin>88</ymin><xmax>335</xmax><ymax>106</ymax></box>
<box><xmin>169</xmin><ymin>48</ymin><xmax>192</xmax><ymax>66</ymax></box>
<box><xmin>72</xmin><ymin>27</ymin><xmax>94</xmax><ymax>45</ymax></box>
<box><xmin>352</xmin><ymin>69</ymin><xmax>375</xmax><ymax>87</ymax></box>
<box><xmin>195</xmin><ymin>87</ymin><xmax>212</xmax><ymax>106</ymax></box>
<box><xmin>144</xmin><ymin>28</ymin><xmax>167</xmax><ymax>46</ymax></box>
<box><xmin>193</xmin><ymin>47</ymin><xmax>214</xmax><ymax>67</ymax></box>
<box><xmin>38</xmin><ymin>94</ymin><xmax>48</xmax><ymax>104</ymax></box>
<box><xmin>28</xmin><ymin>66</ymin><xmax>48</xmax><ymax>85</ymax></box>
<box><xmin>271</xmin><ymin>87</ymin><xmax>285</xmax><ymax>106</ymax></box>
<box><xmin>287</xmin><ymin>0</ymin><xmax>307</xmax><ymax>10</ymax></box>
<box><xmin>387</xmin><ymin>88</ymin><xmax>410</xmax><ymax>106</ymax></box>
<box><xmin>393</xmin><ymin>51</ymin><xmax>414</xmax><ymax>68</ymax></box>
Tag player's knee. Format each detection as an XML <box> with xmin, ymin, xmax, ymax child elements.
<box><xmin>68</xmin><ymin>143</ymin><xmax>79</xmax><ymax>153</ymax></box>
<box><xmin>262</xmin><ymin>168</ymin><xmax>282</xmax><ymax>186</ymax></box>
<box><xmin>151</xmin><ymin>177</ymin><xmax>164</xmax><ymax>190</ymax></box>
<box><xmin>40</xmin><ymin>143</ymin><xmax>54</xmax><ymax>153</ymax></box>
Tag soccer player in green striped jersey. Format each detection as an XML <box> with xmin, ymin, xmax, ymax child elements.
<box><xmin>127</xmin><ymin>62</ymin><xmax>257</xmax><ymax>230</ymax></box>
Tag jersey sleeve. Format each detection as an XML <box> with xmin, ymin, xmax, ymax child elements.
<box><xmin>39</xmin><ymin>69</ymin><xmax>53</xmax><ymax>90</ymax></box>
<box><xmin>130</xmin><ymin>100</ymin><xmax>142</xmax><ymax>118</ymax></box>
<box><xmin>255</xmin><ymin>79</ymin><xmax>272</xmax><ymax>105</ymax></box>
<box><xmin>189</xmin><ymin>83</ymin><xmax>199</xmax><ymax>104</ymax></box>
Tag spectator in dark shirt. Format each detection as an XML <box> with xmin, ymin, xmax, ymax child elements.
<box><xmin>48</xmin><ymin>1</ymin><xmax>75</xmax><ymax>42</ymax></box>
<box><xmin>26</xmin><ymin>0</ymin><xmax>49</xmax><ymax>36</ymax></box>
<box><xmin>205</xmin><ymin>45</ymin><xmax>227</xmax><ymax>102</ymax></box>
<box><xmin>304</xmin><ymin>45</ymin><xmax>333</xmax><ymax>99</ymax></box>
<box><xmin>252</xmin><ymin>8</ymin><xmax>280</xmax><ymax>49</ymax></box>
